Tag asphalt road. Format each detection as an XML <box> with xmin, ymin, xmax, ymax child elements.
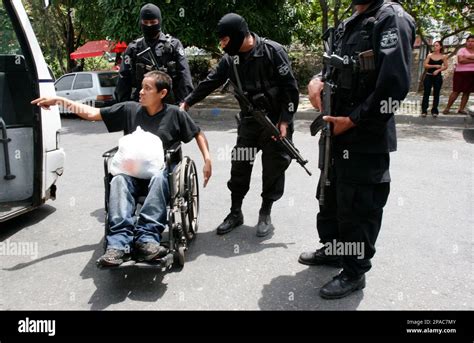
<box><xmin>0</xmin><ymin>114</ymin><xmax>472</xmax><ymax>310</ymax></box>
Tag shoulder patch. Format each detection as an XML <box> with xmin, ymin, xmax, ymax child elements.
<box><xmin>380</xmin><ymin>28</ymin><xmax>399</xmax><ymax>49</ymax></box>
<box><xmin>178</xmin><ymin>47</ymin><xmax>185</xmax><ymax>57</ymax></box>
<box><xmin>278</xmin><ymin>63</ymin><xmax>290</xmax><ymax>76</ymax></box>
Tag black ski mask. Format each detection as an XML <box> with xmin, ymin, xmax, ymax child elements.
<box><xmin>217</xmin><ymin>13</ymin><xmax>249</xmax><ymax>56</ymax></box>
<box><xmin>352</xmin><ymin>0</ymin><xmax>373</xmax><ymax>4</ymax></box>
<box><xmin>140</xmin><ymin>4</ymin><xmax>162</xmax><ymax>41</ymax></box>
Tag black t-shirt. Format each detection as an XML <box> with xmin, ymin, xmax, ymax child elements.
<box><xmin>100</xmin><ymin>102</ymin><xmax>200</xmax><ymax>150</ymax></box>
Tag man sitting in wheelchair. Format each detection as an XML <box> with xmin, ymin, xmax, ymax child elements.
<box><xmin>32</xmin><ymin>71</ymin><xmax>212</xmax><ymax>267</ymax></box>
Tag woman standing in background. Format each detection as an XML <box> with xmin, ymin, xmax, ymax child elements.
<box><xmin>421</xmin><ymin>41</ymin><xmax>448</xmax><ymax>117</ymax></box>
<box><xmin>443</xmin><ymin>35</ymin><xmax>474</xmax><ymax>115</ymax></box>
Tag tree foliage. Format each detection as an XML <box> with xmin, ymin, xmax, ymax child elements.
<box><xmin>287</xmin><ymin>0</ymin><xmax>352</xmax><ymax>49</ymax></box>
<box><xmin>24</xmin><ymin>0</ymin><xmax>106</xmax><ymax>75</ymax></box>
<box><xmin>14</xmin><ymin>0</ymin><xmax>474</xmax><ymax>76</ymax></box>
<box><xmin>289</xmin><ymin>0</ymin><xmax>473</xmax><ymax>52</ymax></box>
<box><xmin>98</xmin><ymin>0</ymin><xmax>298</xmax><ymax>54</ymax></box>
<box><xmin>403</xmin><ymin>0</ymin><xmax>473</xmax><ymax>55</ymax></box>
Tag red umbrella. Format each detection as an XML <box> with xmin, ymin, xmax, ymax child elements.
<box><xmin>111</xmin><ymin>41</ymin><xmax>128</xmax><ymax>53</ymax></box>
<box><xmin>70</xmin><ymin>40</ymin><xmax>128</xmax><ymax>60</ymax></box>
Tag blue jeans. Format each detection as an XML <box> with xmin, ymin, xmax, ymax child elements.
<box><xmin>106</xmin><ymin>168</ymin><xmax>170</xmax><ymax>252</ymax></box>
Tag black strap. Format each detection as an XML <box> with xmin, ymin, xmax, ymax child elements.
<box><xmin>231</xmin><ymin>58</ymin><xmax>244</xmax><ymax>94</ymax></box>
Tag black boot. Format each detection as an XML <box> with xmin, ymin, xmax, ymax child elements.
<box><xmin>96</xmin><ymin>249</ymin><xmax>131</xmax><ymax>267</ymax></box>
<box><xmin>298</xmin><ymin>246</ymin><xmax>342</xmax><ymax>267</ymax></box>
<box><xmin>135</xmin><ymin>242</ymin><xmax>167</xmax><ymax>262</ymax></box>
<box><xmin>256</xmin><ymin>214</ymin><xmax>274</xmax><ymax>237</ymax></box>
<box><xmin>319</xmin><ymin>272</ymin><xmax>366</xmax><ymax>299</ymax></box>
<box><xmin>216</xmin><ymin>210</ymin><xmax>244</xmax><ymax>235</ymax></box>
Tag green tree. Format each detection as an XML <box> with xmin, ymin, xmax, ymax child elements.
<box><xmin>288</xmin><ymin>0</ymin><xmax>473</xmax><ymax>52</ymax></box>
<box><xmin>25</xmin><ymin>0</ymin><xmax>106</xmax><ymax>75</ymax></box>
<box><xmin>98</xmin><ymin>0</ymin><xmax>298</xmax><ymax>54</ymax></box>
<box><xmin>403</xmin><ymin>0</ymin><xmax>473</xmax><ymax>56</ymax></box>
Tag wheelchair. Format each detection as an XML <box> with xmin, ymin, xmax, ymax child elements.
<box><xmin>100</xmin><ymin>142</ymin><xmax>199</xmax><ymax>269</ymax></box>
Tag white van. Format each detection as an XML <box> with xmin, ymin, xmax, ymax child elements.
<box><xmin>0</xmin><ymin>0</ymin><xmax>65</xmax><ymax>222</ymax></box>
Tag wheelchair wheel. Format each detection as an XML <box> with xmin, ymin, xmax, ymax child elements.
<box><xmin>178</xmin><ymin>245</ymin><xmax>186</xmax><ymax>266</ymax></box>
<box><xmin>179</xmin><ymin>157</ymin><xmax>199</xmax><ymax>241</ymax></box>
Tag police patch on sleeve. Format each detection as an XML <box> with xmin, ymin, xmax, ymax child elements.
<box><xmin>178</xmin><ymin>47</ymin><xmax>185</xmax><ymax>57</ymax></box>
<box><xmin>278</xmin><ymin>63</ymin><xmax>290</xmax><ymax>76</ymax></box>
<box><xmin>380</xmin><ymin>28</ymin><xmax>399</xmax><ymax>49</ymax></box>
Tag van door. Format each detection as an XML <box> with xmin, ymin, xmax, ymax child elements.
<box><xmin>0</xmin><ymin>0</ymin><xmax>37</xmax><ymax>219</ymax></box>
<box><xmin>0</xmin><ymin>0</ymin><xmax>64</xmax><ymax>222</ymax></box>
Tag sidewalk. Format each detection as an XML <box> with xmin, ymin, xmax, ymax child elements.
<box><xmin>189</xmin><ymin>91</ymin><xmax>474</xmax><ymax>127</ymax></box>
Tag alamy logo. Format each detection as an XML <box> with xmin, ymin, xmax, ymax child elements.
<box><xmin>324</xmin><ymin>239</ymin><xmax>365</xmax><ymax>260</ymax></box>
<box><xmin>0</xmin><ymin>239</ymin><xmax>38</xmax><ymax>260</ymax></box>
<box><xmin>18</xmin><ymin>317</ymin><xmax>56</xmax><ymax>336</ymax></box>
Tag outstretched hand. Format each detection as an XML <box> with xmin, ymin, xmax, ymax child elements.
<box><xmin>31</xmin><ymin>97</ymin><xmax>60</xmax><ymax>110</ymax></box>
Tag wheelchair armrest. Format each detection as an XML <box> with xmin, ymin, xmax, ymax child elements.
<box><xmin>103</xmin><ymin>146</ymin><xmax>118</xmax><ymax>158</ymax></box>
<box><xmin>165</xmin><ymin>142</ymin><xmax>182</xmax><ymax>155</ymax></box>
<box><xmin>103</xmin><ymin>147</ymin><xmax>118</xmax><ymax>177</ymax></box>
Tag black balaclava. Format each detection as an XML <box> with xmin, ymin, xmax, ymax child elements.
<box><xmin>217</xmin><ymin>13</ymin><xmax>249</xmax><ymax>56</ymax></box>
<box><xmin>140</xmin><ymin>4</ymin><xmax>162</xmax><ymax>41</ymax></box>
<box><xmin>352</xmin><ymin>0</ymin><xmax>373</xmax><ymax>4</ymax></box>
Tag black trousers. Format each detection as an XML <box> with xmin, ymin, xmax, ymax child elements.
<box><xmin>227</xmin><ymin>116</ymin><xmax>292</xmax><ymax>204</ymax></box>
<box><xmin>316</xmin><ymin>162</ymin><xmax>390</xmax><ymax>278</ymax></box>
<box><xmin>422</xmin><ymin>74</ymin><xmax>443</xmax><ymax>114</ymax></box>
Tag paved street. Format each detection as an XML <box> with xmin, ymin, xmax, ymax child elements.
<box><xmin>0</xmin><ymin>111</ymin><xmax>473</xmax><ymax>310</ymax></box>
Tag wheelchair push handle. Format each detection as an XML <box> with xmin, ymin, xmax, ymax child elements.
<box><xmin>102</xmin><ymin>146</ymin><xmax>118</xmax><ymax>158</ymax></box>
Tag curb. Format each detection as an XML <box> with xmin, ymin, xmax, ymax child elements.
<box><xmin>189</xmin><ymin>107</ymin><xmax>474</xmax><ymax>127</ymax></box>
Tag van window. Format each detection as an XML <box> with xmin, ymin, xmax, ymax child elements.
<box><xmin>99</xmin><ymin>73</ymin><xmax>119</xmax><ymax>87</ymax></box>
<box><xmin>73</xmin><ymin>73</ymin><xmax>93</xmax><ymax>89</ymax></box>
<box><xmin>0</xmin><ymin>1</ymin><xmax>35</xmax><ymax>127</ymax></box>
<box><xmin>55</xmin><ymin>74</ymin><xmax>74</xmax><ymax>91</ymax></box>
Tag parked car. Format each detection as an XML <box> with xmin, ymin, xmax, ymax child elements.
<box><xmin>54</xmin><ymin>71</ymin><xmax>118</xmax><ymax>113</ymax></box>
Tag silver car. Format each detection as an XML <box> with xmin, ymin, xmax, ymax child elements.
<box><xmin>54</xmin><ymin>71</ymin><xmax>118</xmax><ymax>112</ymax></box>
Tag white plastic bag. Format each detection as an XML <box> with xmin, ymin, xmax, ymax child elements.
<box><xmin>110</xmin><ymin>126</ymin><xmax>165</xmax><ymax>179</ymax></box>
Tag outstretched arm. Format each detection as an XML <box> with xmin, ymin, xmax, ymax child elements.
<box><xmin>195</xmin><ymin>131</ymin><xmax>212</xmax><ymax>188</ymax></box>
<box><xmin>31</xmin><ymin>96</ymin><xmax>102</xmax><ymax>121</ymax></box>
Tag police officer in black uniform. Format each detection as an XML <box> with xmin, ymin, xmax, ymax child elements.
<box><xmin>115</xmin><ymin>3</ymin><xmax>194</xmax><ymax>104</ymax></box>
<box><xmin>299</xmin><ymin>0</ymin><xmax>415</xmax><ymax>299</ymax></box>
<box><xmin>181</xmin><ymin>13</ymin><xmax>299</xmax><ymax>237</ymax></box>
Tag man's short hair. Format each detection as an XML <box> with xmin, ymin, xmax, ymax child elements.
<box><xmin>144</xmin><ymin>71</ymin><xmax>172</xmax><ymax>93</ymax></box>
<box><xmin>467</xmin><ymin>34</ymin><xmax>474</xmax><ymax>41</ymax></box>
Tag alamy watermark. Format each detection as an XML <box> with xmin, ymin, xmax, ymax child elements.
<box><xmin>18</xmin><ymin>317</ymin><xmax>55</xmax><ymax>336</ymax></box>
<box><xmin>380</xmin><ymin>98</ymin><xmax>421</xmax><ymax>115</ymax></box>
<box><xmin>324</xmin><ymin>239</ymin><xmax>365</xmax><ymax>260</ymax></box>
<box><xmin>57</xmin><ymin>99</ymin><xmax>98</xmax><ymax>114</ymax></box>
<box><xmin>217</xmin><ymin>145</ymin><xmax>258</xmax><ymax>164</ymax></box>
<box><xmin>0</xmin><ymin>239</ymin><xmax>38</xmax><ymax>260</ymax></box>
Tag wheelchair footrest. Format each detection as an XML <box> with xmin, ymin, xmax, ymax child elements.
<box><xmin>99</xmin><ymin>253</ymin><xmax>175</xmax><ymax>270</ymax></box>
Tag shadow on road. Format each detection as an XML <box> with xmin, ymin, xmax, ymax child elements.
<box><xmin>462</xmin><ymin>129</ymin><xmax>474</xmax><ymax>144</ymax></box>
<box><xmin>90</xmin><ymin>208</ymin><xmax>105</xmax><ymax>224</ymax></box>
<box><xmin>258</xmin><ymin>267</ymin><xmax>364</xmax><ymax>310</ymax></box>
<box><xmin>0</xmin><ymin>205</ymin><xmax>57</xmax><ymax>242</ymax></box>
<box><xmin>2</xmin><ymin>237</ymin><xmax>173</xmax><ymax>310</ymax></box>
<box><xmin>2</xmin><ymin>243</ymin><xmax>97</xmax><ymax>272</ymax></box>
<box><xmin>185</xmin><ymin>225</ymin><xmax>295</xmax><ymax>262</ymax></box>
<box><xmin>396</xmin><ymin>125</ymin><xmax>463</xmax><ymax>141</ymax></box>
<box><xmin>79</xmin><ymin>241</ymin><xmax>178</xmax><ymax>310</ymax></box>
